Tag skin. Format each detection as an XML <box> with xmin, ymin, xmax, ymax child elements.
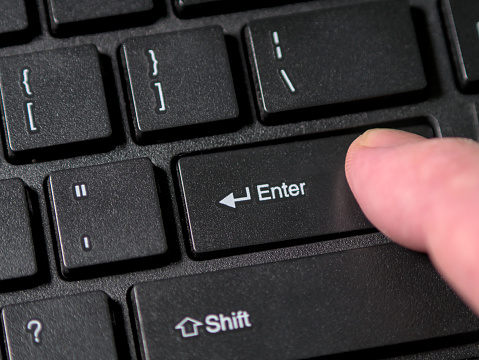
<box><xmin>345</xmin><ymin>128</ymin><xmax>479</xmax><ymax>314</ymax></box>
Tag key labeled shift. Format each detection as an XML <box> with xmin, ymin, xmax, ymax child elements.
<box><xmin>174</xmin><ymin>310</ymin><xmax>253</xmax><ymax>338</ymax></box>
<box><xmin>177</xmin><ymin>122</ymin><xmax>435</xmax><ymax>256</ymax></box>
<box><xmin>131</xmin><ymin>245</ymin><xmax>479</xmax><ymax>359</ymax></box>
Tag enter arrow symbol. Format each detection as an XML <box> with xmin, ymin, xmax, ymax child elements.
<box><xmin>219</xmin><ymin>187</ymin><xmax>251</xmax><ymax>209</ymax></box>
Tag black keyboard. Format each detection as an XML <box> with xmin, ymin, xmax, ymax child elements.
<box><xmin>0</xmin><ymin>0</ymin><xmax>478</xmax><ymax>359</ymax></box>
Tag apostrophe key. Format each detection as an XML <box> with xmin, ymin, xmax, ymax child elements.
<box><xmin>121</xmin><ymin>26</ymin><xmax>239</xmax><ymax>142</ymax></box>
<box><xmin>0</xmin><ymin>179</ymin><xmax>37</xmax><ymax>284</ymax></box>
<box><xmin>2</xmin><ymin>292</ymin><xmax>118</xmax><ymax>360</ymax></box>
<box><xmin>131</xmin><ymin>245</ymin><xmax>479</xmax><ymax>360</ymax></box>
<box><xmin>442</xmin><ymin>0</ymin><xmax>479</xmax><ymax>92</ymax></box>
<box><xmin>48</xmin><ymin>158</ymin><xmax>168</xmax><ymax>278</ymax></box>
<box><xmin>46</xmin><ymin>0</ymin><xmax>155</xmax><ymax>36</ymax></box>
<box><xmin>0</xmin><ymin>45</ymin><xmax>112</xmax><ymax>162</ymax></box>
<box><xmin>245</xmin><ymin>0</ymin><xmax>427</xmax><ymax>122</ymax></box>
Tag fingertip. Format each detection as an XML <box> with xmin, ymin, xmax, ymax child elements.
<box><xmin>356</xmin><ymin>128</ymin><xmax>427</xmax><ymax>148</ymax></box>
<box><xmin>346</xmin><ymin>129</ymin><xmax>479</xmax><ymax>314</ymax></box>
<box><xmin>345</xmin><ymin>128</ymin><xmax>427</xmax><ymax>198</ymax></box>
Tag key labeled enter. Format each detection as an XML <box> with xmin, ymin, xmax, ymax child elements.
<box><xmin>177</xmin><ymin>121</ymin><xmax>435</xmax><ymax>256</ymax></box>
<box><xmin>219</xmin><ymin>182</ymin><xmax>306</xmax><ymax>209</ymax></box>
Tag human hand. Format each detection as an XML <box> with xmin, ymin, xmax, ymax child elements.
<box><xmin>345</xmin><ymin>128</ymin><xmax>479</xmax><ymax>314</ymax></box>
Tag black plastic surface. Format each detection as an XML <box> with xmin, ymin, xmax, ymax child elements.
<box><xmin>132</xmin><ymin>244</ymin><xmax>479</xmax><ymax>359</ymax></box>
<box><xmin>173</xmin><ymin>0</ymin><xmax>306</xmax><ymax>18</ymax></box>
<box><xmin>0</xmin><ymin>179</ymin><xmax>37</xmax><ymax>282</ymax></box>
<box><xmin>442</xmin><ymin>0</ymin><xmax>479</xmax><ymax>92</ymax></box>
<box><xmin>0</xmin><ymin>0</ymin><xmax>476</xmax><ymax>359</ymax></box>
<box><xmin>46</xmin><ymin>0</ymin><xmax>156</xmax><ymax>36</ymax></box>
<box><xmin>0</xmin><ymin>1</ymin><xmax>28</xmax><ymax>35</ymax></box>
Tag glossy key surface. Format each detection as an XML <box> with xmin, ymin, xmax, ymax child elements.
<box><xmin>245</xmin><ymin>0</ymin><xmax>427</xmax><ymax>122</ymax></box>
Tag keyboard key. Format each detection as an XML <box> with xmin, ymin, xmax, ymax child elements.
<box><xmin>442</xmin><ymin>0</ymin><xmax>479</xmax><ymax>91</ymax></box>
<box><xmin>3</xmin><ymin>292</ymin><xmax>118</xmax><ymax>360</ymax></box>
<box><xmin>174</xmin><ymin>0</ymin><xmax>234</xmax><ymax>15</ymax></box>
<box><xmin>245</xmin><ymin>0</ymin><xmax>427</xmax><ymax>122</ymax></box>
<box><xmin>46</xmin><ymin>0</ymin><xmax>155</xmax><ymax>36</ymax></box>
<box><xmin>173</xmin><ymin>0</ymin><xmax>303</xmax><ymax>18</ymax></box>
<box><xmin>121</xmin><ymin>26</ymin><xmax>239</xmax><ymax>142</ymax></box>
<box><xmin>0</xmin><ymin>0</ymin><xmax>28</xmax><ymax>36</ymax></box>
<box><xmin>131</xmin><ymin>244</ymin><xmax>479</xmax><ymax>359</ymax></box>
<box><xmin>48</xmin><ymin>158</ymin><xmax>168</xmax><ymax>278</ymax></box>
<box><xmin>0</xmin><ymin>45</ymin><xmax>112</xmax><ymax>162</ymax></box>
<box><xmin>177</xmin><ymin>121</ymin><xmax>433</xmax><ymax>257</ymax></box>
<box><xmin>0</xmin><ymin>179</ymin><xmax>37</xmax><ymax>283</ymax></box>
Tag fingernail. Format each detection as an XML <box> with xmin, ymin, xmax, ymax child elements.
<box><xmin>358</xmin><ymin>128</ymin><xmax>427</xmax><ymax>148</ymax></box>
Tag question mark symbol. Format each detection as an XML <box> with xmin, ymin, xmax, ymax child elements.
<box><xmin>26</xmin><ymin>319</ymin><xmax>43</xmax><ymax>345</ymax></box>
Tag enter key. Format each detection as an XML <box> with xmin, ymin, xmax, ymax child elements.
<box><xmin>177</xmin><ymin>121</ymin><xmax>435</xmax><ymax>257</ymax></box>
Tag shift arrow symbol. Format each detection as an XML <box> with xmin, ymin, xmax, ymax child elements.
<box><xmin>219</xmin><ymin>187</ymin><xmax>251</xmax><ymax>209</ymax></box>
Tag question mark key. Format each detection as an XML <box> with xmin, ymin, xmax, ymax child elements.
<box><xmin>2</xmin><ymin>292</ymin><xmax>119</xmax><ymax>359</ymax></box>
<box><xmin>26</xmin><ymin>319</ymin><xmax>43</xmax><ymax>345</ymax></box>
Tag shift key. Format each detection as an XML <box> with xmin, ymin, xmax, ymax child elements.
<box><xmin>177</xmin><ymin>121</ymin><xmax>434</xmax><ymax>256</ymax></box>
<box><xmin>131</xmin><ymin>245</ymin><xmax>479</xmax><ymax>359</ymax></box>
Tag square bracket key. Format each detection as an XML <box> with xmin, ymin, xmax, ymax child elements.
<box><xmin>0</xmin><ymin>45</ymin><xmax>112</xmax><ymax>162</ymax></box>
<box><xmin>121</xmin><ymin>26</ymin><xmax>239</xmax><ymax>142</ymax></box>
<box><xmin>48</xmin><ymin>158</ymin><xmax>168</xmax><ymax>278</ymax></box>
